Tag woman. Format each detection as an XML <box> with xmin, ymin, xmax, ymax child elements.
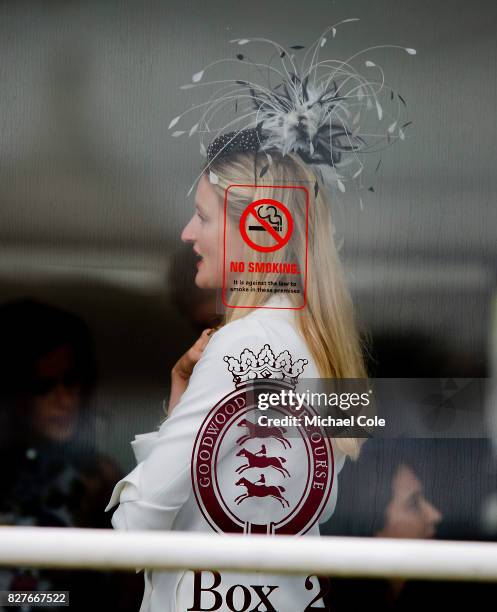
<box><xmin>106</xmin><ymin>154</ymin><xmax>366</xmax><ymax>612</ymax></box>
<box><xmin>0</xmin><ymin>299</ymin><xmax>140</xmax><ymax>612</ymax></box>
<box><xmin>322</xmin><ymin>439</ymin><xmax>442</xmax><ymax>539</ymax></box>
<box><xmin>0</xmin><ymin>298</ymin><xmax>112</xmax><ymax>529</ymax></box>
<box><xmin>322</xmin><ymin>439</ymin><xmax>443</xmax><ymax>610</ymax></box>
<box><xmin>106</xmin><ymin>26</ymin><xmax>413</xmax><ymax>611</ymax></box>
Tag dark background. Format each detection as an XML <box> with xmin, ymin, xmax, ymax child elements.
<box><xmin>0</xmin><ymin>0</ymin><xmax>495</xmax><ymax>471</ymax></box>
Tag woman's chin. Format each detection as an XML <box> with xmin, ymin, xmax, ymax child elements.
<box><xmin>195</xmin><ymin>271</ymin><xmax>222</xmax><ymax>290</ymax></box>
<box><xmin>194</xmin><ymin>271</ymin><xmax>210</xmax><ymax>289</ymax></box>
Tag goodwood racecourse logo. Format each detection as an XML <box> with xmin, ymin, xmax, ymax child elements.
<box><xmin>192</xmin><ymin>345</ymin><xmax>334</xmax><ymax>535</ymax></box>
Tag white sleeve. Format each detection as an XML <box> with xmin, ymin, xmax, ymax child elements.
<box><xmin>104</xmin><ymin>320</ymin><xmax>268</xmax><ymax>532</ymax></box>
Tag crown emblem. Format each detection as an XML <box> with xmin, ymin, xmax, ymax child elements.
<box><xmin>224</xmin><ymin>344</ymin><xmax>308</xmax><ymax>388</ymax></box>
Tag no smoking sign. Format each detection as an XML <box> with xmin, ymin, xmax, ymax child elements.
<box><xmin>239</xmin><ymin>198</ymin><xmax>294</xmax><ymax>253</ymax></box>
<box><xmin>223</xmin><ymin>184</ymin><xmax>309</xmax><ymax>310</ymax></box>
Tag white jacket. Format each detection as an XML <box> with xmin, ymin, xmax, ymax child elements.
<box><xmin>106</xmin><ymin>295</ymin><xmax>345</xmax><ymax>611</ymax></box>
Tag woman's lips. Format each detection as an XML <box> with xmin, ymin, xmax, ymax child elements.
<box><xmin>195</xmin><ymin>251</ymin><xmax>204</xmax><ymax>268</ymax></box>
<box><xmin>48</xmin><ymin>415</ymin><xmax>75</xmax><ymax>428</ymax></box>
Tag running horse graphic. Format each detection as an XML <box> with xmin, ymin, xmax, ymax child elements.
<box><xmin>235</xmin><ymin>448</ymin><xmax>290</xmax><ymax>477</ymax></box>
<box><xmin>235</xmin><ymin>477</ymin><xmax>289</xmax><ymax>508</ymax></box>
<box><xmin>236</xmin><ymin>419</ymin><xmax>292</xmax><ymax>449</ymax></box>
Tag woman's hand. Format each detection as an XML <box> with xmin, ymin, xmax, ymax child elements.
<box><xmin>168</xmin><ymin>329</ymin><xmax>212</xmax><ymax>415</ymax></box>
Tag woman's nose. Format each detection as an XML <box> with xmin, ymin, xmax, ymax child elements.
<box><xmin>53</xmin><ymin>383</ymin><xmax>80</xmax><ymax>411</ymax></box>
<box><xmin>424</xmin><ymin>500</ymin><xmax>443</xmax><ymax>525</ymax></box>
<box><xmin>181</xmin><ymin>216</ymin><xmax>196</xmax><ymax>243</ymax></box>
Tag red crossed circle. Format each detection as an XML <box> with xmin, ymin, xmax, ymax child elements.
<box><xmin>239</xmin><ymin>198</ymin><xmax>294</xmax><ymax>253</ymax></box>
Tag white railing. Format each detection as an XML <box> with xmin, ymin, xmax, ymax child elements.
<box><xmin>1</xmin><ymin>527</ymin><xmax>497</xmax><ymax>581</ymax></box>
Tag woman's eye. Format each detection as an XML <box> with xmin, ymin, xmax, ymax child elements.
<box><xmin>407</xmin><ymin>494</ymin><xmax>421</xmax><ymax>511</ymax></box>
<box><xmin>197</xmin><ymin>211</ymin><xmax>207</xmax><ymax>223</ymax></box>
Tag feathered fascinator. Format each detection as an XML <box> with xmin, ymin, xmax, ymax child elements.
<box><xmin>168</xmin><ymin>19</ymin><xmax>416</xmax><ymax>203</ymax></box>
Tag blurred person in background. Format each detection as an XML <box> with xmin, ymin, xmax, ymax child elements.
<box><xmin>322</xmin><ymin>438</ymin><xmax>441</xmax><ymax>609</ymax></box>
<box><xmin>322</xmin><ymin>438</ymin><xmax>495</xmax><ymax>611</ymax></box>
<box><xmin>0</xmin><ymin>298</ymin><xmax>141</xmax><ymax>611</ymax></box>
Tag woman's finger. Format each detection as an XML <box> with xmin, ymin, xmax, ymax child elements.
<box><xmin>184</xmin><ymin>330</ymin><xmax>212</xmax><ymax>366</ymax></box>
<box><xmin>173</xmin><ymin>329</ymin><xmax>214</xmax><ymax>382</ymax></box>
<box><xmin>194</xmin><ymin>328</ymin><xmax>212</xmax><ymax>352</ymax></box>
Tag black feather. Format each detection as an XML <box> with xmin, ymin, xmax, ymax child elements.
<box><xmin>290</xmin><ymin>45</ymin><xmax>305</xmax><ymax>50</ymax></box>
<box><xmin>314</xmin><ymin>181</ymin><xmax>319</xmax><ymax>198</ymax></box>
<box><xmin>301</xmin><ymin>75</ymin><xmax>310</xmax><ymax>102</ymax></box>
<box><xmin>260</xmin><ymin>164</ymin><xmax>269</xmax><ymax>178</ymax></box>
<box><xmin>398</xmin><ymin>93</ymin><xmax>407</xmax><ymax>106</ymax></box>
<box><xmin>236</xmin><ymin>54</ymin><xmax>244</xmax><ymax>61</ymax></box>
<box><xmin>368</xmin><ymin>186</ymin><xmax>375</xmax><ymax>192</ymax></box>
<box><xmin>249</xmin><ymin>87</ymin><xmax>260</xmax><ymax>110</ymax></box>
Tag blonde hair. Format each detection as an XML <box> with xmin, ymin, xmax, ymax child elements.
<box><xmin>209</xmin><ymin>152</ymin><xmax>368</xmax><ymax>459</ymax></box>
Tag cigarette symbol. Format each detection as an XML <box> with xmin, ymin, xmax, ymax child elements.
<box><xmin>248</xmin><ymin>205</ymin><xmax>283</xmax><ymax>232</ymax></box>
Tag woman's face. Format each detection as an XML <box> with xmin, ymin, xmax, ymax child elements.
<box><xmin>181</xmin><ymin>174</ymin><xmax>243</xmax><ymax>289</ymax></box>
<box><xmin>29</xmin><ymin>344</ymin><xmax>82</xmax><ymax>442</ymax></box>
<box><xmin>376</xmin><ymin>463</ymin><xmax>442</xmax><ymax>539</ymax></box>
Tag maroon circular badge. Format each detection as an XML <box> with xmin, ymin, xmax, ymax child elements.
<box><xmin>192</xmin><ymin>381</ymin><xmax>334</xmax><ymax>535</ymax></box>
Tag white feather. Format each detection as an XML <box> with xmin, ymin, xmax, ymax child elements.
<box><xmin>174</xmin><ymin>23</ymin><xmax>415</xmax><ymax>204</ymax></box>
